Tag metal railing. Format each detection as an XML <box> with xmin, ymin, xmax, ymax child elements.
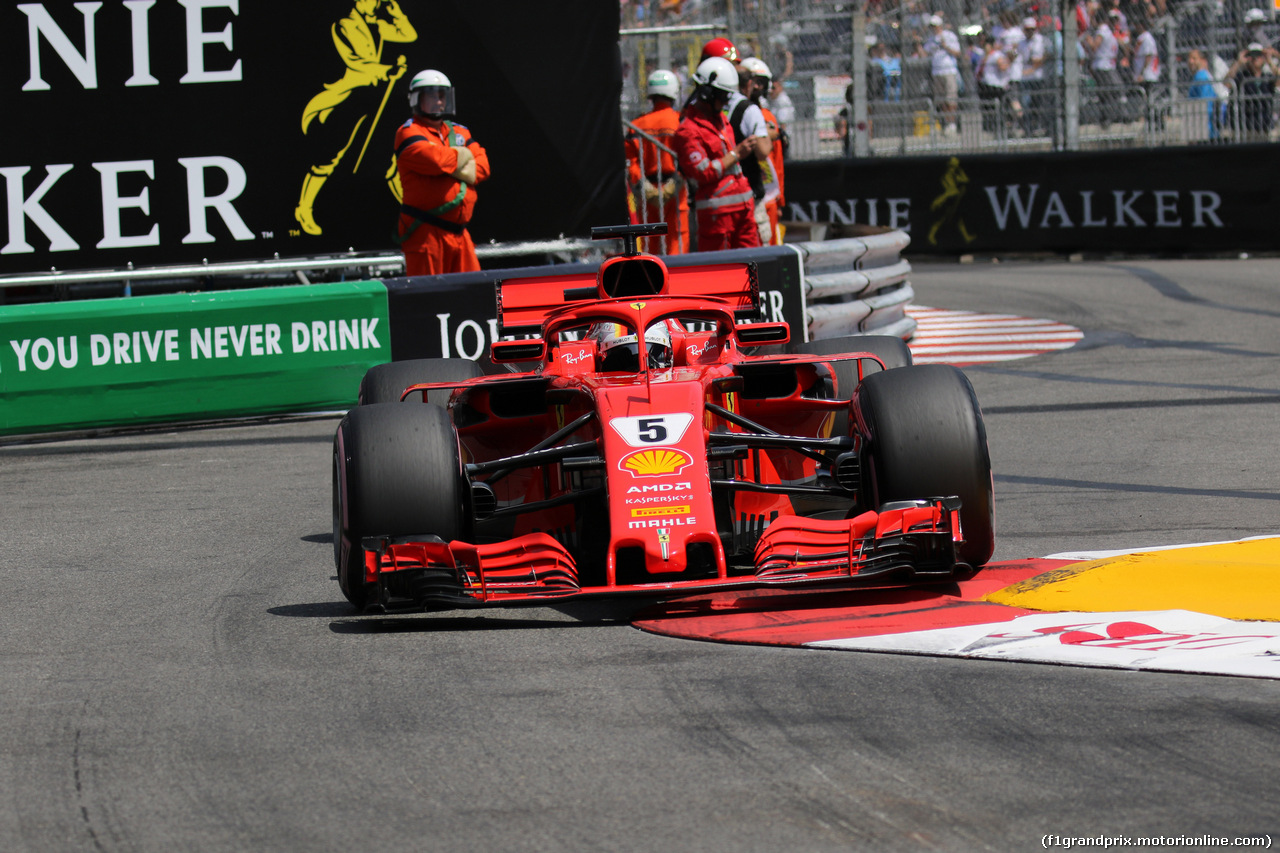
<box><xmin>0</xmin><ymin>238</ymin><xmax>601</xmax><ymax>300</ymax></box>
<box><xmin>622</xmin><ymin>118</ymin><xmax>691</xmax><ymax>254</ymax></box>
<box><xmin>779</xmin><ymin>84</ymin><xmax>1276</xmax><ymax>158</ymax></box>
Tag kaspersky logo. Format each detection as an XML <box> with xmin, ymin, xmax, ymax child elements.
<box><xmin>619</xmin><ymin>448</ymin><xmax>693</xmax><ymax>478</ymax></box>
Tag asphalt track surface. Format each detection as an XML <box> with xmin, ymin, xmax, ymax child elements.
<box><xmin>3</xmin><ymin>258</ymin><xmax>1279</xmax><ymax>852</ymax></box>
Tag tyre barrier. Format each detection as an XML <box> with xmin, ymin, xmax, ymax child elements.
<box><xmin>788</xmin><ymin>231</ymin><xmax>916</xmax><ymax>342</ymax></box>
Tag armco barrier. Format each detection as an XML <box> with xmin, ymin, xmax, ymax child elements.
<box><xmin>0</xmin><ymin>282</ymin><xmax>389</xmax><ymax>436</ymax></box>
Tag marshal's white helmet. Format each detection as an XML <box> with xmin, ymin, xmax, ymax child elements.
<box><xmin>408</xmin><ymin>69</ymin><xmax>456</xmax><ymax>118</ymax></box>
<box><xmin>647</xmin><ymin>69</ymin><xmax>680</xmax><ymax>101</ymax></box>
<box><xmin>693</xmin><ymin>56</ymin><xmax>739</xmax><ymax>97</ymax></box>
<box><xmin>591</xmin><ymin>322</ymin><xmax>673</xmax><ymax>372</ymax></box>
<box><xmin>739</xmin><ymin>57</ymin><xmax>773</xmax><ymax>80</ymax></box>
<box><xmin>1244</xmin><ymin>8</ymin><xmax>1267</xmax><ymax>23</ymax></box>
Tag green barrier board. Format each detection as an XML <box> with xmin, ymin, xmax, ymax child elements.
<box><xmin>0</xmin><ymin>282</ymin><xmax>390</xmax><ymax>435</ymax></box>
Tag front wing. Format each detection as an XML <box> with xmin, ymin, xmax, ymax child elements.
<box><xmin>359</xmin><ymin>498</ymin><xmax>965</xmax><ymax>610</ymax></box>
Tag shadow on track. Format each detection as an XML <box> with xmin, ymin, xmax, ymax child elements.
<box><xmin>272</xmin><ymin>598</ymin><xmax>654</xmax><ymax>634</ymax></box>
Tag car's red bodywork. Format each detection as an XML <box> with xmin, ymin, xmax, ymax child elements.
<box><xmin>337</xmin><ymin>248</ymin><xmax>979</xmax><ymax>611</ymax></box>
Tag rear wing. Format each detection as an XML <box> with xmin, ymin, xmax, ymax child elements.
<box><xmin>496</xmin><ymin>261</ymin><xmax>761</xmax><ymax>335</ymax></box>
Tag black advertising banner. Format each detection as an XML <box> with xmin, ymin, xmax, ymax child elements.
<box><xmin>0</xmin><ymin>0</ymin><xmax>626</xmax><ymax>275</ymax></box>
<box><xmin>783</xmin><ymin>145</ymin><xmax>1280</xmax><ymax>255</ymax></box>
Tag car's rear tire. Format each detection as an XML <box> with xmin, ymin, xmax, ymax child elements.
<box><xmin>333</xmin><ymin>403</ymin><xmax>466</xmax><ymax>608</ymax></box>
<box><xmin>855</xmin><ymin>364</ymin><xmax>994</xmax><ymax>567</ymax></box>
<box><xmin>358</xmin><ymin>358</ymin><xmax>483</xmax><ymax>406</ymax></box>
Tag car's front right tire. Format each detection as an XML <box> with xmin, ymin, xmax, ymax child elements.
<box><xmin>333</xmin><ymin>403</ymin><xmax>466</xmax><ymax>609</ymax></box>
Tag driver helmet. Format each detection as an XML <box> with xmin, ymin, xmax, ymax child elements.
<box><xmin>408</xmin><ymin>69</ymin><xmax>456</xmax><ymax>118</ymax></box>
<box><xmin>590</xmin><ymin>322</ymin><xmax>673</xmax><ymax>372</ymax></box>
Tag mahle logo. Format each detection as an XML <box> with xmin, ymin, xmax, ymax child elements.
<box><xmin>619</xmin><ymin>448</ymin><xmax>692</xmax><ymax>478</ymax></box>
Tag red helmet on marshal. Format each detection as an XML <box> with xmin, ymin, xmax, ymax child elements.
<box><xmin>701</xmin><ymin>37</ymin><xmax>739</xmax><ymax>63</ymax></box>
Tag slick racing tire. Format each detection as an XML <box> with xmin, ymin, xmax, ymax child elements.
<box><xmin>332</xmin><ymin>403</ymin><xmax>466</xmax><ymax>609</ymax></box>
<box><xmin>358</xmin><ymin>358</ymin><xmax>483</xmax><ymax>406</ymax></box>
<box><xmin>855</xmin><ymin>364</ymin><xmax>995</xmax><ymax>567</ymax></box>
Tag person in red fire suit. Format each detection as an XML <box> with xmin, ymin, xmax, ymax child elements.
<box><xmin>394</xmin><ymin>69</ymin><xmax>490</xmax><ymax>275</ymax></box>
<box><xmin>672</xmin><ymin>57</ymin><xmax>760</xmax><ymax>252</ymax></box>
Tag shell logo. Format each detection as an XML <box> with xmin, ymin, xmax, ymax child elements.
<box><xmin>620</xmin><ymin>448</ymin><xmax>693</xmax><ymax>478</ymax></box>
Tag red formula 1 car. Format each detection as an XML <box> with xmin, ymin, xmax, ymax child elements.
<box><xmin>332</xmin><ymin>226</ymin><xmax>994</xmax><ymax>612</ymax></box>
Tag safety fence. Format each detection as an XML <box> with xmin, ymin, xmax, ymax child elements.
<box><xmin>620</xmin><ymin>0</ymin><xmax>1279</xmax><ymax>158</ymax></box>
<box><xmin>783</xmin><ymin>82</ymin><xmax>1276</xmax><ymax>157</ymax></box>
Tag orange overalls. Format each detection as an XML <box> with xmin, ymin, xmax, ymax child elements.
<box><xmin>394</xmin><ymin>117</ymin><xmax>490</xmax><ymax>276</ymax></box>
<box><xmin>625</xmin><ymin>104</ymin><xmax>690</xmax><ymax>255</ymax></box>
<box><xmin>760</xmin><ymin>106</ymin><xmax>786</xmax><ymax>245</ymax></box>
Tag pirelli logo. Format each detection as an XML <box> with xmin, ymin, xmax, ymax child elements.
<box><xmin>630</xmin><ymin>505</ymin><xmax>692</xmax><ymax>518</ymax></box>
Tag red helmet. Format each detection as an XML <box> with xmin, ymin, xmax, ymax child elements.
<box><xmin>701</xmin><ymin>37</ymin><xmax>739</xmax><ymax>63</ymax></box>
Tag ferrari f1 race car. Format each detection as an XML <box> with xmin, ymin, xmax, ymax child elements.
<box><xmin>332</xmin><ymin>225</ymin><xmax>994</xmax><ymax>612</ymax></box>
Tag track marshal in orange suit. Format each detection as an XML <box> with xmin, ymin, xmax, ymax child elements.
<box><xmin>393</xmin><ymin>69</ymin><xmax>491</xmax><ymax>275</ymax></box>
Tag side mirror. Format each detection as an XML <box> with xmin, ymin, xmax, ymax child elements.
<box><xmin>490</xmin><ymin>339</ymin><xmax>546</xmax><ymax>363</ymax></box>
<box><xmin>735</xmin><ymin>322</ymin><xmax>790</xmax><ymax>346</ymax></box>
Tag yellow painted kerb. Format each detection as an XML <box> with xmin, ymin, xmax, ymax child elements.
<box><xmin>985</xmin><ymin>539</ymin><xmax>1280</xmax><ymax>622</ymax></box>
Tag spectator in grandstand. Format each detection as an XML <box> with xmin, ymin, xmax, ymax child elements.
<box><xmin>625</xmin><ymin>69</ymin><xmax>689</xmax><ymax>255</ymax></box>
<box><xmin>867</xmin><ymin>41</ymin><xmax>886</xmax><ymax>101</ymax></box>
<box><xmin>1105</xmin><ymin>0</ymin><xmax>1129</xmax><ymax>41</ymax></box>
<box><xmin>1131</xmin><ymin>16</ymin><xmax>1163</xmax><ymax>128</ymax></box>
<box><xmin>1084</xmin><ymin>7</ymin><xmax>1124</xmax><ymax>127</ymax></box>
<box><xmin>767</xmin><ymin>79</ymin><xmax>796</xmax><ymax>128</ymax></box>
<box><xmin>393</xmin><ymin>70</ymin><xmax>490</xmax><ymax>276</ymax></box>
<box><xmin>835</xmin><ymin>83</ymin><xmax>853</xmax><ymax>152</ymax></box>
<box><xmin>1185</xmin><ymin>48</ymin><xmax>1220</xmax><ymax>142</ymax></box>
<box><xmin>1019</xmin><ymin>16</ymin><xmax>1052</xmax><ymax>136</ymax></box>
<box><xmin>1243</xmin><ymin>9</ymin><xmax>1276</xmax><ymax>52</ymax></box>
<box><xmin>977</xmin><ymin>34</ymin><xmax>1015</xmax><ymax>134</ymax></box>
<box><xmin>924</xmin><ymin>14</ymin><xmax>963</xmax><ymax>135</ymax></box>
<box><xmin>1225</xmin><ymin>43</ymin><xmax>1279</xmax><ymax>139</ymax></box>
<box><xmin>765</xmin><ymin>78</ymin><xmax>793</xmax><ymax>165</ymax></box>
<box><xmin>673</xmin><ymin>57</ymin><xmax>760</xmax><ymax>251</ymax></box>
